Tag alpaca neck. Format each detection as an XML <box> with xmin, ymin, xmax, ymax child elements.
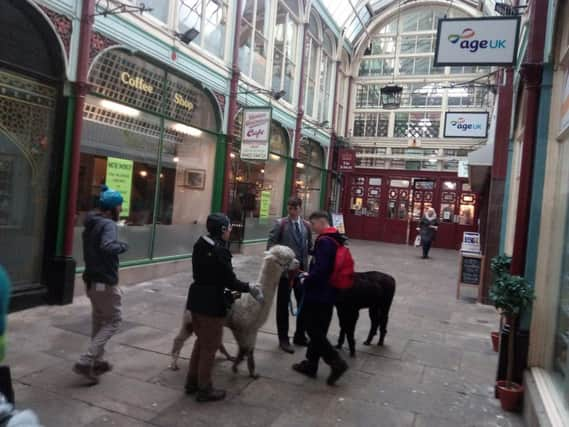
<box><xmin>256</xmin><ymin>259</ymin><xmax>283</xmax><ymax>324</ymax></box>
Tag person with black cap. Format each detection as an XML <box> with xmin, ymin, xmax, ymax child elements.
<box><xmin>185</xmin><ymin>213</ymin><xmax>264</xmax><ymax>402</ymax></box>
<box><xmin>74</xmin><ymin>186</ymin><xmax>128</xmax><ymax>384</ymax></box>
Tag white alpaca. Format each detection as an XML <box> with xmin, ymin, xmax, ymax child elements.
<box><xmin>169</xmin><ymin>245</ymin><xmax>298</xmax><ymax>378</ymax></box>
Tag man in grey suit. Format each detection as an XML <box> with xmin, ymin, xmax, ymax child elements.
<box><xmin>267</xmin><ymin>197</ymin><xmax>311</xmax><ymax>353</ymax></box>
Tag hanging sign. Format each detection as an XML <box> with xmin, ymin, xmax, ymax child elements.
<box><xmin>105</xmin><ymin>157</ymin><xmax>134</xmax><ymax>217</ymax></box>
<box><xmin>434</xmin><ymin>17</ymin><xmax>520</xmax><ymax>66</ymax></box>
<box><xmin>458</xmin><ymin>160</ymin><xmax>469</xmax><ymax>178</ymax></box>
<box><xmin>240</xmin><ymin>108</ymin><xmax>272</xmax><ymax>160</ymax></box>
<box><xmin>338</xmin><ymin>149</ymin><xmax>356</xmax><ymax>171</ymax></box>
<box><xmin>444</xmin><ymin>112</ymin><xmax>489</xmax><ymax>138</ymax></box>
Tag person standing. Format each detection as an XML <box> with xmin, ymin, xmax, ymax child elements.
<box><xmin>419</xmin><ymin>207</ymin><xmax>439</xmax><ymax>259</ymax></box>
<box><xmin>74</xmin><ymin>186</ymin><xmax>128</xmax><ymax>384</ymax></box>
<box><xmin>186</xmin><ymin>213</ymin><xmax>264</xmax><ymax>402</ymax></box>
<box><xmin>292</xmin><ymin>211</ymin><xmax>348</xmax><ymax>386</ymax></box>
<box><xmin>267</xmin><ymin>197</ymin><xmax>311</xmax><ymax>353</ymax></box>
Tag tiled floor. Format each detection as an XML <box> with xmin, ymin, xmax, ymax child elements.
<box><xmin>6</xmin><ymin>241</ymin><xmax>523</xmax><ymax>426</ymax></box>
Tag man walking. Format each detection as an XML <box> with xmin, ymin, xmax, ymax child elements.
<box><xmin>292</xmin><ymin>211</ymin><xmax>348</xmax><ymax>386</ymax></box>
<box><xmin>73</xmin><ymin>186</ymin><xmax>128</xmax><ymax>384</ymax></box>
<box><xmin>267</xmin><ymin>197</ymin><xmax>311</xmax><ymax>353</ymax></box>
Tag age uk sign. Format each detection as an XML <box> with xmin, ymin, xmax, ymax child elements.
<box><xmin>444</xmin><ymin>112</ymin><xmax>489</xmax><ymax>138</ymax></box>
<box><xmin>434</xmin><ymin>17</ymin><xmax>520</xmax><ymax>66</ymax></box>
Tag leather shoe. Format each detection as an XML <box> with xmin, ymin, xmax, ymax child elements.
<box><xmin>292</xmin><ymin>360</ymin><xmax>317</xmax><ymax>378</ymax></box>
<box><xmin>196</xmin><ymin>386</ymin><xmax>226</xmax><ymax>402</ymax></box>
<box><xmin>327</xmin><ymin>358</ymin><xmax>348</xmax><ymax>386</ymax></box>
<box><xmin>279</xmin><ymin>340</ymin><xmax>295</xmax><ymax>354</ymax></box>
<box><xmin>293</xmin><ymin>335</ymin><xmax>309</xmax><ymax>346</ymax></box>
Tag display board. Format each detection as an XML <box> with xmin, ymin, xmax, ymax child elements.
<box><xmin>457</xmin><ymin>253</ymin><xmax>484</xmax><ymax>301</ymax></box>
<box><xmin>444</xmin><ymin>112</ymin><xmax>489</xmax><ymax>138</ymax></box>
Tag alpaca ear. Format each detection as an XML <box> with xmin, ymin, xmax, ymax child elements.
<box><xmin>263</xmin><ymin>251</ymin><xmax>270</xmax><ymax>256</ymax></box>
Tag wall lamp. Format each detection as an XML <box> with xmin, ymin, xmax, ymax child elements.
<box><xmin>176</xmin><ymin>28</ymin><xmax>200</xmax><ymax>45</ymax></box>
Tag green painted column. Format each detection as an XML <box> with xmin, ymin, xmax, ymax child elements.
<box><xmin>55</xmin><ymin>96</ymin><xmax>76</xmax><ymax>257</ymax></box>
<box><xmin>212</xmin><ymin>134</ymin><xmax>227</xmax><ymax>212</ymax></box>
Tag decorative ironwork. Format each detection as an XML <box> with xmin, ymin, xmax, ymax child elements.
<box><xmin>93</xmin><ymin>0</ymin><xmax>153</xmax><ymax>17</ymax></box>
<box><xmin>89</xmin><ymin>32</ymin><xmax>118</xmax><ymax>66</ymax></box>
<box><xmin>39</xmin><ymin>5</ymin><xmax>72</xmax><ymax>58</ymax></box>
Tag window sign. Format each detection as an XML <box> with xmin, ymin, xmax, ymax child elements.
<box><xmin>338</xmin><ymin>149</ymin><xmax>356</xmax><ymax>171</ymax></box>
<box><xmin>240</xmin><ymin>108</ymin><xmax>272</xmax><ymax>160</ymax></box>
<box><xmin>434</xmin><ymin>17</ymin><xmax>520</xmax><ymax>66</ymax></box>
<box><xmin>259</xmin><ymin>190</ymin><xmax>271</xmax><ymax>219</ymax></box>
<box><xmin>105</xmin><ymin>157</ymin><xmax>134</xmax><ymax>217</ymax></box>
<box><xmin>444</xmin><ymin>112</ymin><xmax>489</xmax><ymax>138</ymax></box>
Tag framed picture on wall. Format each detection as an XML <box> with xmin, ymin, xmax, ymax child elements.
<box><xmin>184</xmin><ymin>169</ymin><xmax>206</xmax><ymax>189</ymax></box>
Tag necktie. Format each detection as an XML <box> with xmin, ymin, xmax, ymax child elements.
<box><xmin>294</xmin><ymin>221</ymin><xmax>302</xmax><ymax>240</ymax></box>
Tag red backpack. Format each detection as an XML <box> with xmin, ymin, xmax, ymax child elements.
<box><xmin>319</xmin><ymin>236</ymin><xmax>355</xmax><ymax>289</ymax></box>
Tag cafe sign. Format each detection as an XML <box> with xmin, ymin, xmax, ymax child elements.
<box><xmin>434</xmin><ymin>17</ymin><xmax>520</xmax><ymax>66</ymax></box>
<box><xmin>240</xmin><ymin>107</ymin><xmax>272</xmax><ymax>160</ymax></box>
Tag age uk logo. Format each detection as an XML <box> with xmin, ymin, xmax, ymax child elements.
<box><xmin>450</xmin><ymin>117</ymin><xmax>482</xmax><ymax>131</ymax></box>
<box><xmin>448</xmin><ymin>28</ymin><xmax>506</xmax><ymax>52</ymax></box>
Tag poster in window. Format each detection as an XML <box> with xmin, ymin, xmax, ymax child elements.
<box><xmin>105</xmin><ymin>157</ymin><xmax>133</xmax><ymax>217</ymax></box>
<box><xmin>240</xmin><ymin>108</ymin><xmax>272</xmax><ymax>160</ymax></box>
<box><xmin>332</xmin><ymin>213</ymin><xmax>346</xmax><ymax>234</ymax></box>
<box><xmin>259</xmin><ymin>190</ymin><xmax>271</xmax><ymax>219</ymax></box>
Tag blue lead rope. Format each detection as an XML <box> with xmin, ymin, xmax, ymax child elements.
<box><xmin>289</xmin><ymin>287</ymin><xmax>305</xmax><ymax>317</ymax></box>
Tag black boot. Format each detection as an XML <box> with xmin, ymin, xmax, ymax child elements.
<box><xmin>279</xmin><ymin>339</ymin><xmax>295</xmax><ymax>354</ymax></box>
<box><xmin>185</xmin><ymin>378</ymin><xmax>198</xmax><ymax>395</ymax></box>
<box><xmin>292</xmin><ymin>360</ymin><xmax>317</xmax><ymax>378</ymax></box>
<box><xmin>293</xmin><ymin>334</ymin><xmax>309</xmax><ymax>347</ymax></box>
<box><xmin>196</xmin><ymin>385</ymin><xmax>226</xmax><ymax>402</ymax></box>
<box><xmin>327</xmin><ymin>358</ymin><xmax>348</xmax><ymax>386</ymax></box>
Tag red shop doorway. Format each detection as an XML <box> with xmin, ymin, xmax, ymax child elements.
<box><xmin>342</xmin><ymin>170</ymin><xmax>479</xmax><ymax>250</ymax></box>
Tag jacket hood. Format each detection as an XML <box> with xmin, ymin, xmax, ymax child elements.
<box><xmin>84</xmin><ymin>211</ymin><xmax>109</xmax><ymax>230</ymax></box>
<box><xmin>319</xmin><ymin>227</ymin><xmax>348</xmax><ymax>244</ymax></box>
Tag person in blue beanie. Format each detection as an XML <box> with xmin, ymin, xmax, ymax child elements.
<box><xmin>73</xmin><ymin>186</ymin><xmax>128</xmax><ymax>384</ymax></box>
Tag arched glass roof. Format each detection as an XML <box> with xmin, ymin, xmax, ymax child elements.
<box><xmin>320</xmin><ymin>0</ymin><xmax>493</xmax><ymax>44</ymax></box>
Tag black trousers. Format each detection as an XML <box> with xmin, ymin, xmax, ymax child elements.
<box><xmin>422</xmin><ymin>240</ymin><xmax>432</xmax><ymax>258</ymax></box>
<box><xmin>304</xmin><ymin>301</ymin><xmax>339</xmax><ymax>368</ymax></box>
<box><xmin>276</xmin><ymin>275</ymin><xmax>306</xmax><ymax>341</ymax></box>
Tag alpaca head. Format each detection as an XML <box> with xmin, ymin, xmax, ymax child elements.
<box><xmin>263</xmin><ymin>245</ymin><xmax>299</xmax><ymax>273</ymax></box>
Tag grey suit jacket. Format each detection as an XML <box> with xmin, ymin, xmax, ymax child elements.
<box><xmin>267</xmin><ymin>217</ymin><xmax>312</xmax><ymax>270</ymax></box>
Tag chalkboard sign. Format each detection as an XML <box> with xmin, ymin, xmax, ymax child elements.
<box><xmin>457</xmin><ymin>253</ymin><xmax>484</xmax><ymax>301</ymax></box>
<box><xmin>461</xmin><ymin>256</ymin><xmax>482</xmax><ymax>285</ymax></box>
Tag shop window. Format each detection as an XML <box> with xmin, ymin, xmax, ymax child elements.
<box><xmin>240</xmin><ymin>0</ymin><xmax>271</xmax><ymax>84</ymax></box>
<box><xmin>366</xmin><ymin>198</ymin><xmax>380</xmax><ymax>217</ymax></box>
<box><xmin>178</xmin><ymin>0</ymin><xmax>228</xmax><ymax>59</ymax></box>
<box><xmin>153</xmin><ymin>121</ymin><xmax>216</xmax><ymax>257</ymax></box>
<box><xmin>229</xmin><ymin>124</ymin><xmax>290</xmax><ymax>241</ymax></box>
<box><xmin>458</xmin><ymin>194</ymin><xmax>476</xmax><ymax>225</ymax></box>
<box><xmin>394</xmin><ymin>112</ymin><xmax>441</xmax><ymax>138</ymax></box>
<box><xmin>369</xmin><ymin>177</ymin><xmax>382</xmax><ymax>186</ymax></box>
<box><xmin>415</xmin><ymin>181</ymin><xmax>435</xmax><ymax>190</ymax></box>
<box><xmin>74</xmin><ymin>103</ymin><xmax>162</xmax><ymax>264</ymax></box>
<box><xmin>390</xmin><ymin>179</ymin><xmax>410</xmax><ymax>188</ymax></box>
<box><xmin>271</xmin><ymin>0</ymin><xmax>299</xmax><ymax>103</ymax></box>
<box><xmin>390</xmin><ymin>159</ymin><xmax>406</xmax><ymax>169</ymax></box>
<box><xmin>462</xmin><ymin>183</ymin><xmax>472</xmax><ymax>192</ymax></box>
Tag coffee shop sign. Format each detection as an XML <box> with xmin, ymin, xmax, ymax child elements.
<box><xmin>120</xmin><ymin>72</ymin><xmax>194</xmax><ymax>112</ymax></box>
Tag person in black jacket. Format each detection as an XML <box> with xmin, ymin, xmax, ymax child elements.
<box><xmin>418</xmin><ymin>208</ymin><xmax>439</xmax><ymax>259</ymax></box>
<box><xmin>185</xmin><ymin>213</ymin><xmax>264</xmax><ymax>402</ymax></box>
<box><xmin>292</xmin><ymin>211</ymin><xmax>348</xmax><ymax>386</ymax></box>
<box><xmin>74</xmin><ymin>186</ymin><xmax>128</xmax><ymax>384</ymax></box>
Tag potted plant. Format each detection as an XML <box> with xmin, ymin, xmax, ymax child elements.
<box><xmin>490</xmin><ymin>273</ymin><xmax>534</xmax><ymax>411</ymax></box>
<box><xmin>489</xmin><ymin>255</ymin><xmax>512</xmax><ymax>352</ymax></box>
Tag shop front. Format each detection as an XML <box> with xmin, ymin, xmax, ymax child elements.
<box><xmin>228</xmin><ymin>117</ymin><xmax>292</xmax><ymax>243</ymax></box>
<box><xmin>0</xmin><ymin>0</ymin><xmax>67</xmax><ymax>309</ymax></box>
<box><xmin>342</xmin><ymin>170</ymin><xmax>477</xmax><ymax>249</ymax></box>
<box><xmin>72</xmin><ymin>48</ymin><xmax>220</xmax><ymax>266</ymax></box>
<box><xmin>296</xmin><ymin>139</ymin><xmax>326</xmax><ymax>217</ymax></box>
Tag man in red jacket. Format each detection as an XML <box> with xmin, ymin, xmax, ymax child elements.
<box><xmin>292</xmin><ymin>211</ymin><xmax>348</xmax><ymax>386</ymax></box>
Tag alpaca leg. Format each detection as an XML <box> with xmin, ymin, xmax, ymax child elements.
<box><xmin>219</xmin><ymin>344</ymin><xmax>235</xmax><ymax>362</ymax></box>
<box><xmin>364</xmin><ymin>308</ymin><xmax>378</xmax><ymax>345</ymax></box>
<box><xmin>246</xmin><ymin>349</ymin><xmax>259</xmax><ymax>379</ymax></box>
<box><xmin>347</xmin><ymin>311</ymin><xmax>359</xmax><ymax>357</ymax></box>
<box><xmin>367</xmin><ymin>307</ymin><xmax>380</xmax><ymax>346</ymax></box>
<box><xmin>170</xmin><ymin>311</ymin><xmax>193</xmax><ymax>370</ymax></box>
<box><xmin>378</xmin><ymin>306</ymin><xmax>390</xmax><ymax>346</ymax></box>
<box><xmin>335</xmin><ymin>306</ymin><xmax>348</xmax><ymax>349</ymax></box>
<box><xmin>232</xmin><ymin>348</ymin><xmax>247</xmax><ymax>374</ymax></box>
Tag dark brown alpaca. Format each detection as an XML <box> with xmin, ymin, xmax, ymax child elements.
<box><xmin>335</xmin><ymin>271</ymin><xmax>396</xmax><ymax>357</ymax></box>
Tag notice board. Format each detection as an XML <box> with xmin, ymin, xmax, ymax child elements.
<box><xmin>457</xmin><ymin>253</ymin><xmax>484</xmax><ymax>300</ymax></box>
<box><xmin>105</xmin><ymin>157</ymin><xmax>133</xmax><ymax>217</ymax></box>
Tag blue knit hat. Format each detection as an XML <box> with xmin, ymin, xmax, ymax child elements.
<box><xmin>99</xmin><ymin>185</ymin><xmax>124</xmax><ymax>210</ymax></box>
